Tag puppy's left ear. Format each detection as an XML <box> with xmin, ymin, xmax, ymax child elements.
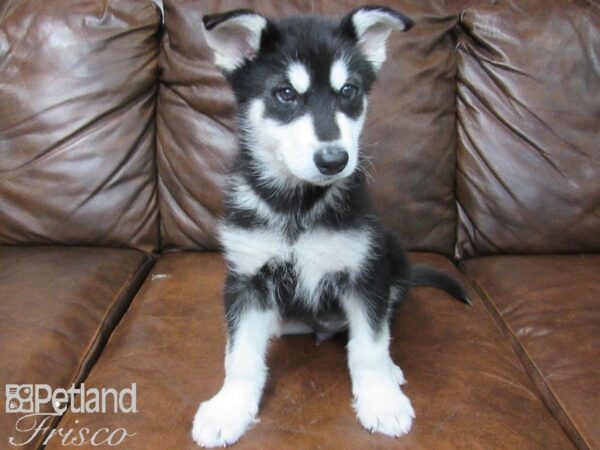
<box><xmin>339</xmin><ymin>6</ymin><xmax>414</xmax><ymax>71</ymax></box>
<box><xmin>202</xmin><ymin>9</ymin><xmax>269</xmax><ymax>72</ymax></box>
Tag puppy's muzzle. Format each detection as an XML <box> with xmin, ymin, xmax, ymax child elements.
<box><xmin>313</xmin><ymin>146</ymin><xmax>349</xmax><ymax>175</ymax></box>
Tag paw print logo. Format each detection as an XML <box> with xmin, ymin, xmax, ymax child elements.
<box><xmin>5</xmin><ymin>385</ymin><xmax>34</xmax><ymax>413</ymax></box>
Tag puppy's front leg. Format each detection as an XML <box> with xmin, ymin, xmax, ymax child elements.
<box><xmin>343</xmin><ymin>292</ymin><xmax>414</xmax><ymax>437</ymax></box>
<box><xmin>192</xmin><ymin>292</ymin><xmax>277</xmax><ymax>448</ymax></box>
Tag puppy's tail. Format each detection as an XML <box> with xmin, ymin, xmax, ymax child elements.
<box><xmin>409</xmin><ymin>266</ymin><xmax>472</xmax><ymax>305</ymax></box>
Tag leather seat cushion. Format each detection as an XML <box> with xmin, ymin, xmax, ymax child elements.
<box><xmin>0</xmin><ymin>246</ymin><xmax>153</xmax><ymax>449</ymax></box>
<box><xmin>462</xmin><ymin>255</ymin><xmax>600</xmax><ymax>449</ymax></box>
<box><xmin>48</xmin><ymin>252</ymin><xmax>572</xmax><ymax>449</ymax></box>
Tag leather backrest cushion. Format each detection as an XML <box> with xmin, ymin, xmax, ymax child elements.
<box><xmin>157</xmin><ymin>0</ymin><xmax>466</xmax><ymax>256</ymax></box>
<box><xmin>455</xmin><ymin>0</ymin><xmax>600</xmax><ymax>258</ymax></box>
<box><xmin>0</xmin><ymin>0</ymin><xmax>161</xmax><ymax>251</ymax></box>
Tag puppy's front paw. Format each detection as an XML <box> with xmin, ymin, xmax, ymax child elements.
<box><xmin>191</xmin><ymin>388</ymin><xmax>258</xmax><ymax>448</ymax></box>
<box><xmin>353</xmin><ymin>382</ymin><xmax>415</xmax><ymax>437</ymax></box>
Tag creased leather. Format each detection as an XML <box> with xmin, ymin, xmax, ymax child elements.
<box><xmin>455</xmin><ymin>0</ymin><xmax>600</xmax><ymax>258</ymax></box>
<box><xmin>0</xmin><ymin>0</ymin><xmax>162</xmax><ymax>251</ymax></box>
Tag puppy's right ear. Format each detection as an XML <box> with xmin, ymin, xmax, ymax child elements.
<box><xmin>338</xmin><ymin>6</ymin><xmax>414</xmax><ymax>71</ymax></box>
<box><xmin>202</xmin><ymin>9</ymin><xmax>268</xmax><ymax>72</ymax></box>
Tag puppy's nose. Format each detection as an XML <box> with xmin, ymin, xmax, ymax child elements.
<box><xmin>313</xmin><ymin>146</ymin><xmax>349</xmax><ymax>175</ymax></box>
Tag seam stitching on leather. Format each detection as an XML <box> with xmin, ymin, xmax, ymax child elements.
<box><xmin>464</xmin><ymin>270</ymin><xmax>588</xmax><ymax>450</ymax></box>
<box><xmin>35</xmin><ymin>254</ymin><xmax>154</xmax><ymax>450</ymax></box>
<box><xmin>69</xmin><ymin>254</ymin><xmax>153</xmax><ymax>387</ymax></box>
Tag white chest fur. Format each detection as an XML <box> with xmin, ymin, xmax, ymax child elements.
<box><xmin>220</xmin><ymin>224</ymin><xmax>373</xmax><ymax>304</ymax></box>
<box><xmin>293</xmin><ymin>228</ymin><xmax>372</xmax><ymax>305</ymax></box>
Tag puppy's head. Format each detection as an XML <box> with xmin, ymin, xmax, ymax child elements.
<box><xmin>203</xmin><ymin>6</ymin><xmax>413</xmax><ymax>186</ymax></box>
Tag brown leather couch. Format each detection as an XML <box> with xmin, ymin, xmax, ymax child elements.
<box><xmin>1</xmin><ymin>0</ymin><xmax>598</xmax><ymax>449</ymax></box>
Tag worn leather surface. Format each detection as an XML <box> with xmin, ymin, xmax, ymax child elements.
<box><xmin>462</xmin><ymin>255</ymin><xmax>600</xmax><ymax>450</ymax></box>
<box><xmin>0</xmin><ymin>246</ymin><xmax>153</xmax><ymax>449</ymax></box>
<box><xmin>455</xmin><ymin>0</ymin><xmax>600</xmax><ymax>258</ymax></box>
<box><xmin>157</xmin><ymin>0</ymin><xmax>465</xmax><ymax>256</ymax></box>
<box><xmin>0</xmin><ymin>0</ymin><xmax>162</xmax><ymax>251</ymax></box>
<box><xmin>49</xmin><ymin>252</ymin><xmax>572</xmax><ymax>449</ymax></box>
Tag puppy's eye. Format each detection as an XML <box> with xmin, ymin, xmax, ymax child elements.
<box><xmin>340</xmin><ymin>83</ymin><xmax>358</xmax><ymax>99</ymax></box>
<box><xmin>275</xmin><ymin>87</ymin><xmax>297</xmax><ymax>104</ymax></box>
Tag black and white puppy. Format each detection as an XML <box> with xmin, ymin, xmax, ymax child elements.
<box><xmin>192</xmin><ymin>6</ymin><xmax>470</xmax><ymax>447</ymax></box>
